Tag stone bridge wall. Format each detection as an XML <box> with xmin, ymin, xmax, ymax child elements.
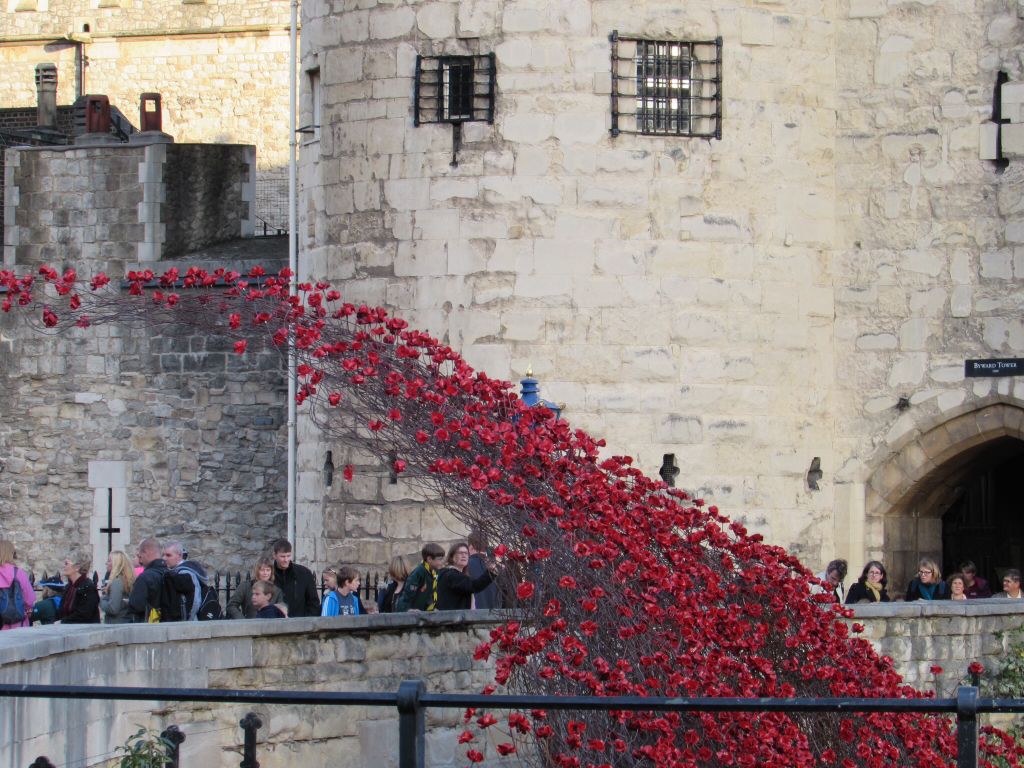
<box><xmin>1</xmin><ymin>603</ymin><xmax>1023</xmax><ymax>767</ymax></box>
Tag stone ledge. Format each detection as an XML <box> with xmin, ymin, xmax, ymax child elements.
<box><xmin>0</xmin><ymin>609</ymin><xmax>508</xmax><ymax>667</ymax></box>
<box><xmin>848</xmin><ymin>601</ymin><xmax>1024</xmax><ymax>619</ymax></box>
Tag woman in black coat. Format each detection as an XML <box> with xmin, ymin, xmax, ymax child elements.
<box><xmin>436</xmin><ymin>542</ymin><xmax>495</xmax><ymax>611</ymax></box>
<box><xmin>845</xmin><ymin>560</ymin><xmax>891</xmax><ymax>604</ymax></box>
<box><xmin>59</xmin><ymin>555</ymin><xmax>101</xmax><ymax>624</ymax></box>
<box><xmin>904</xmin><ymin>558</ymin><xmax>948</xmax><ymax>601</ymax></box>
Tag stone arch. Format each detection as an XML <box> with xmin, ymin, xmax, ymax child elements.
<box><xmin>864</xmin><ymin>399</ymin><xmax>1024</xmax><ymax>594</ymax></box>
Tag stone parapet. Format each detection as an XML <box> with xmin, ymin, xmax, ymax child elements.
<box><xmin>0</xmin><ymin>612</ymin><xmax>504</xmax><ymax>768</ymax></box>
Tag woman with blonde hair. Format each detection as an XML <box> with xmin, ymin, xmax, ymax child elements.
<box><xmin>0</xmin><ymin>539</ymin><xmax>35</xmax><ymax>629</ymax></box>
<box><xmin>377</xmin><ymin>555</ymin><xmax>411</xmax><ymax>613</ymax></box>
<box><xmin>904</xmin><ymin>558</ymin><xmax>948</xmax><ymax>601</ymax></box>
<box><xmin>227</xmin><ymin>554</ymin><xmax>284</xmax><ymax>619</ymax></box>
<box><xmin>100</xmin><ymin>550</ymin><xmax>136</xmax><ymax>624</ymax></box>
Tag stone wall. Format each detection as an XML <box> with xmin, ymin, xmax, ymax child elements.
<box><xmin>0</xmin><ymin>605</ymin><xmax>1021</xmax><ymax>767</ymax></box>
<box><xmin>0</xmin><ymin>251</ymin><xmax>289</xmax><ymax>577</ymax></box>
<box><xmin>0</xmin><ymin>612</ymin><xmax>502</xmax><ymax>768</ymax></box>
<box><xmin>296</xmin><ymin>0</ymin><xmax>1024</xmax><ymax>577</ymax></box>
<box><xmin>4</xmin><ymin>142</ymin><xmax>254</xmax><ymax>264</ymax></box>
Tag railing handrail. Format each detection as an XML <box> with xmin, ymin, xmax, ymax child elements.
<box><xmin>0</xmin><ymin>681</ymin><xmax>1022</xmax><ymax>714</ymax></box>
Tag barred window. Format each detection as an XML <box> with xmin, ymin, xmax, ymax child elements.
<box><xmin>414</xmin><ymin>54</ymin><xmax>496</xmax><ymax>126</ymax></box>
<box><xmin>610</xmin><ymin>32</ymin><xmax>722</xmax><ymax>139</ymax></box>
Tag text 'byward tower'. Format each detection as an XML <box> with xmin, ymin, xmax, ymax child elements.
<box><xmin>297</xmin><ymin>0</ymin><xmax>1024</xmax><ymax>592</ymax></box>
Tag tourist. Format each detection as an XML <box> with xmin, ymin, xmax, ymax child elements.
<box><xmin>227</xmin><ymin>554</ymin><xmax>283</xmax><ymax>619</ymax></box>
<box><xmin>377</xmin><ymin>555</ymin><xmax>410</xmax><ymax>613</ymax></box>
<box><xmin>58</xmin><ymin>555</ymin><xmax>100</xmax><ymax>624</ymax></box>
<box><xmin>994</xmin><ymin>569</ymin><xmax>1023</xmax><ymax>599</ymax></box>
<box><xmin>250</xmin><ymin>580</ymin><xmax>286</xmax><ymax>619</ymax></box>
<box><xmin>271</xmin><ymin>539</ymin><xmax>320</xmax><ymax>617</ymax></box>
<box><xmin>467</xmin><ymin>530</ymin><xmax>501</xmax><ymax>609</ymax></box>
<box><xmin>322</xmin><ymin>566</ymin><xmax>372</xmax><ymax>616</ymax></box>
<box><xmin>30</xmin><ymin>580</ymin><xmax>63</xmax><ymax>625</ymax></box>
<box><xmin>100</xmin><ymin>550</ymin><xmax>135</xmax><ymax>624</ymax></box>
<box><xmin>948</xmin><ymin>572</ymin><xmax>968</xmax><ymax>601</ymax></box>
<box><xmin>162</xmin><ymin>540</ymin><xmax>215</xmax><ymax>621</ymax></box>
<box><xmin>846</xmin><ymin>561</ymin><xmax>891</xmax><ymax>604</ymax></box>
<box><xmin>904</xmin><ymin>558</ymin><xmax>948</xmax><ymax>601</ymax></box>
<box><xmin>128</xmin><ymin>537</ymin><xmax>168</xmax><ymax>622</ymax></box>
<box><xmin>814</xmin><ymin>559</ymin><xmax>848</xmax><ymax>603</ymax></box>
<box><xmin>0</xmin><ymin>539</ymin><xmax>34</xmax><ymax>629</ymax></box>
<box><xmin>436</xmin><ymin>542</ymin><xmax>496</xmax><ymax>611</ymax></box>
<box><xmin>396</xmin><ymin>543</ymin><xmax>445</xmax><ymax>612</ymax></box>
<box><xmin>959</xmin><ymin>561</ymin><xmax>992</xmax><ymax>599</ymax></box>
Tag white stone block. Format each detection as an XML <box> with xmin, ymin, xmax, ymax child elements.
<box><xmin>978</xmin><ymin>122</ymin><xmax>995</xmax><ymax>159</ymax></box>
<box><xmin>1001</xmin><ymin>123</ymin><xmax>1024</xmax><ymax>157</ymax></box>
<box><xmin>88</xmin><ymin>460</ymin><xmax>128</xmax><ymax>488</ymax></box>
<box><xmin>430</xmin><ymin>178</ymin><xmax>479</xmax><ymax>201</ymax></box>
<box><xmin>741</xmin><ymin>9</ymin><xmax>774</xmax><ymax>45</ymax></box>
<box><xmin>413</xmin><ymin>209</ymin><xmax>459</xmax><ymax>240</ymax></box>
<box><xmin>950</xmin><ymin>285</ymin><xmax>972</xmax><ymax>317</ymax></box>
<box><xmin>369</xmin><ymin>7</ymin><xmax>415</xmax><ymax>39</ymax></box>
<box><xmin>937</xmin><ymin>389</ymin><xmax>967</xmax><ymax>412</ymax></box>
<box><xmin>849</xmin><ymin>0</ymin><xmax>887</xmax><ymax>17</ymax></box>
<box><xmin>458</xmin><ymin>0</ymin><xmax>500</xmax><ymax>36</ymax></box>
<box><xmin>494</xmin><ymin>39</ymin><xmax>532</xmax><ymax>69</ymax></box>
<box><xmin>448</xmin><ymin>240</ymin><xmax>488</xmax><ymax>275</ymax></box>
<box><xmin>325</xmin><ymin>47</ymin><xmax>363</xmax><ymax>84</ymax></box>
<box><xmin>856</xmin><ymin>333</ymin><xmax>897</xmax><ymax>350</ymax></box>
<box><xmin>384</xmin><ymin>179</ymin><xmax>431</xmax><ymax>211</ymax></box>
<box><xmin>553</xmin><ymin>113</ymin><xmax>607</xmax><ymax>145</ymax></box>
<box><xmin>980</xmin><ymin>249</ymin><xmax>1013</xmax><ymax>279</ymax></box>
<box><xmin>899</xmin><ymin>318</ymin><xmax>931</xmax><ymax>351</ymax></box>
<box><xmin>394</xmin><ymin>240</ymin><xmax>447</xmax><ymax>277</ymax></box>
<box><xmin>501</xmin><ymin>113</ymin><xmax>553</xmax><ymax>144</ymax></box>
<box><xmin>655</xmin><ymin>415</ymin><xmax>703</xmax><ymax>444</ymax></box>
<box><xmin>417</xmin><ymin>4</ymin><xmax>455</xmax><ymax>37</ymax></box>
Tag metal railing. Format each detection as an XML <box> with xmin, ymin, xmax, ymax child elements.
<box><xmin>1</xmin><ymin>681</ymin><xmax>1018</xmax><ymax>768</ymax></box>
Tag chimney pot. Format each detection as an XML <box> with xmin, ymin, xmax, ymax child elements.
<box><xmin>35</xmin><ymin>63</ymin><xmax>58</xmax><ymax>129</ymax></box>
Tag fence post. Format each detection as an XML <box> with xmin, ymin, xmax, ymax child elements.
<box><xmin>397</xmin><ymin>679</ymin><xmax>425</xmax><ymax>768</ymax></box>
<box><xmin>239</xmin><ymin>712</ymin><xmax>262</xmax><ymax>768</ymax></box>
<box><xmin>956</xmin><ymin>685</ymin><xmax>978</xmax><ymax>768</ymax></box>
<box><xmin>161</xmin><ymin>724</ymin><xmax>186</xmax><ymax>768</ymax></box>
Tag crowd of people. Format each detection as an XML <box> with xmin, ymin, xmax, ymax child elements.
<box><xmin>816</xmin><ymin>558</ymin><xmax>1024</xmax><ymax>603</ymax></box>
<box><xmin>0</xmin><ymin>531</ymin><xmax>503</xmax><ymax>629</ymax></box>
<box><xmin>5</xmin><ymin>535</ymin><xmax>1016</xmax><ymax>630</ymax></box>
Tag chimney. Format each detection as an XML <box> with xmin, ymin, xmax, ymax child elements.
<box><xmin>35</xmin><ymin>63</ymin><xmax>58</xmax><ymax>128</ymax></box>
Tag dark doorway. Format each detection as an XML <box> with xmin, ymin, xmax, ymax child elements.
<box><xmin>942</xmin><ymin>437</ymin><xmax>1024</xmax><ymax>591</ymax></box>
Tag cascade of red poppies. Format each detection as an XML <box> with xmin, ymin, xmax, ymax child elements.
<box><xmin>2</xmin><ymin>264</ymin><xmax>1021</xmax><ymax>768</ymax></box>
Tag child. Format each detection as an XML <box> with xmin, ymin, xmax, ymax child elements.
<box><xmin>251</xmin><ymin>579</ymin><xmax>286</xmax><ymax>619</ymax></box>
<box><xmin>396</xmin><ymin>543</ymin><xmax>445</xmax><ymax>612</ymax></box>
<box><xmin>322</xmin><ymin>566</ymin><xmax>370</xmax><ymax>616</ymax></box>
<box><xmin>31</xmin><ymin>580</ymin><xmax>64</xmax><ymax>625</ymax></box>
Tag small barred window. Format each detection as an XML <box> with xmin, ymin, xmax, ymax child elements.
<box><xmin>414</xmin><ymin>54</ymin><xmax>496</xmax><ymax>126</ymax></box>
<box><xmin>609</xmin><ymin>32</ymin><xmax>722</xmax><ymax>139</ymax></box>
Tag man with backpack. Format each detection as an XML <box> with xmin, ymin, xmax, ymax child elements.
<box><xmin>128</xmin><ymin>537</ymin><xmax>168</xmax><ymax>623</ymax></box>
<box><xmin>162</xmin><ymin>541</ymin><xmax>222</xmax><ymax>621</ymax></box>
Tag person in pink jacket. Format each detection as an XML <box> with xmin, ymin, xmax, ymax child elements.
<box><xmin>0</xmin><ymin>539</ymin><xmax>35</xmax><ymax>629</ymax></box>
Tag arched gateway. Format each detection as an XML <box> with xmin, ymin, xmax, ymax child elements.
<box><xmin>866</xmin><ymin>400</ymin><xmax>1024</xmax><ymax>595</ymax></box>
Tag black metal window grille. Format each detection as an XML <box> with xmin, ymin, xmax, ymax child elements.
<box><xmin>414</xmin><ymin>54</ymin><xmax>496</xmax><ymax>126</ymax></box>
<box><xmin>610</xmin><ymin>31</ymin><xmax>722</xmax><ymax>140</ymax></box>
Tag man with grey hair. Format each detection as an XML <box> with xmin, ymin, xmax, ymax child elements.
<box><xmin>162</xmin><ymin>540</ymin><xmax>216</xmax><ymax>621</ymax></box>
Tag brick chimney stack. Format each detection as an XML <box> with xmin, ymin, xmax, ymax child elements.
<box><xmin>35</xmin><ymin>63</ymin><xmax>58</xmax><ymax>128</ymax></box>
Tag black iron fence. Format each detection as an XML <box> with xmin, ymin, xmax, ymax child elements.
<box><xmin>2</xmin><ymin>681</ymin><xmax>1019</xmax><ymax>768</ymax></box>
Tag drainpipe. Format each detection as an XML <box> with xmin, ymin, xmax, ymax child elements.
<box><xmin>287</xmin><ymin>0</ymin><xmax>298</xmax><ymax>554</ymax></box>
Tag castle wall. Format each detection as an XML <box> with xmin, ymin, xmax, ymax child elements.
<box><xmin>1</xmin><ymin>141</ymin><xmax>285</xmax><ymax>575</ymax></box>
<box><xmin>0</xmin><ymin>604</ymin><xmax>1018</xmax><ymax>767</ymax></box>
<box><xmin>0</xmin><ymin>0</ymin><xmax>294</xmax><ymax>228</ymax></box>
<box><xmin>297</xmin><ymin>0</ymin><xmax>1024</xmax><ymax>575</ymax></box>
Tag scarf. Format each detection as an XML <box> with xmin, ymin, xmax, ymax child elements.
<box><xmin>918</xmin><ymin>581</ymin><xmax>937</xmax><ymax>600</ymax></box>
<box><xmin>864</xmin><ymin>580</ymin><xmax>882</xmax><ymax>602</ymax></box>
<box><xmin>426</xmin><ymin>563</ymin><xmax>438</xmax><ymax>611</ymax></box>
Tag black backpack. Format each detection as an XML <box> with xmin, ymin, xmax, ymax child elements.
<box><xmin>195</xmin><ymin>583</ymin><xmax>222</xmax><ymax>621</ymax></box>
<box><xmin>158</xmin><ymin>570</ymin><xmax>194</xmax><ymax>622</ymax></box>
<box><xmin>0</xmin><ymin>569</ymin><xmax>26</xmax><ymax>625</ymax></box>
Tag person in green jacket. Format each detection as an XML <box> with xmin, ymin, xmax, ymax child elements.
<box><xmin>395</xmin><ymin>543</ymin><xmax>445</xmax><ymax>612</ymax></box>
